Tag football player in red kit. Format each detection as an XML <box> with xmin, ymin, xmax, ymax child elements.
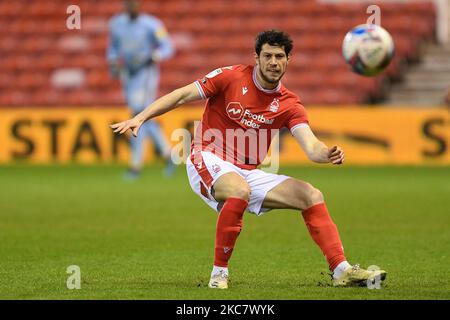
<box><xmin>111</xmin><ymin>30</ymin><xmax>387</xmax><ymax>289</ymax></box>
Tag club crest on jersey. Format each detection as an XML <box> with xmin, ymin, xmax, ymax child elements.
<box><xmin>269</xmin><ymin>98</ymin><xmax>279</xmax><ymax>113</ymax></box>
<box><xmin>212</xmin><ymin>164</ymin><xmax>221</xmax><ymax>173</ymax></box>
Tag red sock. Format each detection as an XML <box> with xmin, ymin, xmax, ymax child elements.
<box><xmin>214</xmin><ymin>197</ymin><xmax>248</xmax><ymax>267</ymax></box>
<box><xmin>301</xmin><ymin>203</ymin><xmax>347</xmax><ymax>271</ymax></box>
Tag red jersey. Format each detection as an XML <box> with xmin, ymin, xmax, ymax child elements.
<box><xmin>192</xmin><ymin>65</ymin><xmax>309</xmax><ymax>170</ymax></box>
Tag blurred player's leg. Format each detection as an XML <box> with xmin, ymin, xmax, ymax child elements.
<box><xmin>140</xmin><ymin>65</ymin><xmax>174</xmax><ymax>176</ymax></box>
<box><xmin>142</xmin><ymin>120</ymin><xmax>175</xmax><ymax>177</ymax></box>
<box><xmin>127</xmin><ymin>130</ymin><xmax>145</xmax><ymax>179</ymax></box>
<box><xmin>124</xmin><ymin>68</ymin><xmax>147</xmax><ymax>178</ymax></box>
<box><xmin>125</xmin><ymin>65</ymin><xmax>174</xmax><ymax>177</ymax></box>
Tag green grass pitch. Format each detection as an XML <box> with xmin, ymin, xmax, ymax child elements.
<box><xmin>0</xmin><ymin>164</ymin><xmax>449</xmax><ymax>300</ymax></box>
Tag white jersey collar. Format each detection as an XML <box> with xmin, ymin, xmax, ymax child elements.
<box><xmin>252</xmin><ymin>66</ymin><xmax>281</xmax><ymax>94</ymax></box>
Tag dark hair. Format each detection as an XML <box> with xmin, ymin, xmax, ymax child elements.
<box><xmin>255</xmin><ymin>30</ymin><xmax>293</xmax><ymax>56</ymax></box>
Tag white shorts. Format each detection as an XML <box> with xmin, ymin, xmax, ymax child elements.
<box><xmin>186</xmin><ymin>151</ymin><xmax>290</xmax><ymax>215</ymax></box>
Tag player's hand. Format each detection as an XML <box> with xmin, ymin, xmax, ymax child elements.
<box><xmin>328</xmin><ymin>145</ymin><xmax>345</xmax><ymax>165</ymax></box>
<box><xmin>110</xmin><ymin>116</ymin><xmax>144</xmax><ymax>137</ymax></box>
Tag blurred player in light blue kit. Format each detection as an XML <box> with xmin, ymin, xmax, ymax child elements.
<box><xmin>107</xmin><ymin>0</ymin><xmax>175</xmax><ymax>179</ymax></box>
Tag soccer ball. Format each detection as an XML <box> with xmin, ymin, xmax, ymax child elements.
<box><xmin>342</xmin><ymin>24</ymin><xmax>395</xmax><ymax>76</ymax></box>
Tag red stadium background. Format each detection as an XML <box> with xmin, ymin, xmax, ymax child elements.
<box><xmin>0</xmin><ymin>0</ymin><xmax>448</xmax><ymax>165</ymax></box>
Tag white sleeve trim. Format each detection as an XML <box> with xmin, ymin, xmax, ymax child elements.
<box><xmin>194</xmin><ymin>81</ymin><xmax>207</xmax><ymax>100</ymax></box>
<box><xmin>290</xmin><ymin>123</ymin><xmax>310</xmax><ymax>135</ymax></box>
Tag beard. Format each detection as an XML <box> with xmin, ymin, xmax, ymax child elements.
<box><xmin>258</xmin><ymin>66</ymin><xmax>283</xmax><ymax>84</ymax></box>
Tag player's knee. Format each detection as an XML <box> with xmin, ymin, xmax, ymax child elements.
<box><xmin>230</xmin><ymin>183</ymin><xmax>251</xmax><ymax>201</ymax></box>
<box><xmin>305</xmin><ymin>184</ymin><xmax>324</xmax><ymax>207</ymax></box>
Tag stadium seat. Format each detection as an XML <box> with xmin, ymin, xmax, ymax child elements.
<box><xmin>0</xmin><ymin>0</ymin><xmax>437</xmax><ymax>106</ymax></box>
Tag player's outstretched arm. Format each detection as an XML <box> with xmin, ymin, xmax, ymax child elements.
<box><xmin>110</xmin><ymin>83</ymin><xmax>202</xmax><ymax>136</ymax></box>
<box><xmin>292</xmin><ymin>126</ymin><xmax>344</xmax><ymax>164</ymax></box>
